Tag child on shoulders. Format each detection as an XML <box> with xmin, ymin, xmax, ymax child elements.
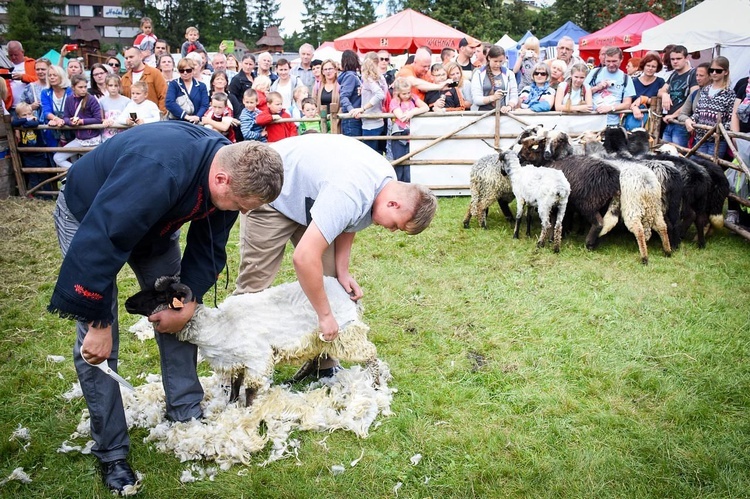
<box><xmin>180</xmin><ymin>26</ymin><xmax>205</xmax><ymax>58</ymax></box>
<box><xmin>133</xmin><ymin>17</ymin><xmax>158</xmax><ymax>67</ymax></box>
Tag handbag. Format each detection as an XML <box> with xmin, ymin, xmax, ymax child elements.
<box><xmin>168</xmin><ymin>82</ymin><xmax>195</xmax><ymax>120</ymax></box>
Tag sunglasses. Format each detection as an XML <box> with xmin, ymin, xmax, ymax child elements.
<box><xmin>178</xmin><ymin>68</ymin><xmax>193</xmax><ymax>73</ymax></box>
<box><xmin>708</xmin><ymin>68</ymin><xmax>724</xmax><ymax>74</ymax></box>
<box><xmin>108</xmin><ymin>62</ymin><xmax>120</xmax><ymax>67</ymax></box>
<box><xmin>533</xmin><ymin>71</ymin><xmax>548</xmax><ymax>76</ymax></box>
<box><xmin>379</xmin><ymin>57</ymin><xmax>390</xmax><ymax>62</ymax></box>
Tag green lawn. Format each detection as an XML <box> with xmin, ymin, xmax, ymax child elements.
<box><xmin>1</xmin><ymin>196</ymin><xmax>749</xmax><ymax>498</ymax></box>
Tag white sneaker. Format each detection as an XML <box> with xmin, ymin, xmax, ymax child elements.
<box><xmin>725</xmin><ymin>210</ymin><xmax>740</xmax><ymax>225</ymax></box>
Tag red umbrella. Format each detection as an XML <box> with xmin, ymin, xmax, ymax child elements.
<box><xmin>334</xmin><ymin>9</ymin><xmax>470</xmax><ymax>54</ymax></box>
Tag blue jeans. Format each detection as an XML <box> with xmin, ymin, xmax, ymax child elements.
<box><xmin>390</xmin><ymin>133</ymin><xmax>411</xmax><ymax>182</ymax></box>
<box><xmin>697</xmin><ymin>139</ymin><xmax>727</xmax><ymax>158</ymax></box>
<box><xmin>362</xmin><ymin>124</ymin><xmax>385</xmax><ymax>152</ymax></box>
<box><xmin>662</xmin><ymin>122</ymin><xmax>689</xmax><ymax>147</ymax></box>
<box><xmin>54</xmin><ymin>192</ymin><xmax>203</xmax><ymax>462</ymax></box>
<box><xmin>340</xmin><ymin>118</ymin><xmax>362</xmax><ymax>137</ymax></box>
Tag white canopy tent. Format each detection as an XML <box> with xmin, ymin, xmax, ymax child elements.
<box><xmin>629</xmin><ymin>0</ymin><xmax>750</xmax><ymax>82</ymax></box>
<box><xmin>495</xmin><ymin>34</ymin><xmax>517</xmax><ymax>50</ymax></box>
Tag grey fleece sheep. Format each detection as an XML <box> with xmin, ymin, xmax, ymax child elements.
<box><xmin>463</xmin><ymin>153</ymin><xmax>515</xmax><ymax>229</ymax></box>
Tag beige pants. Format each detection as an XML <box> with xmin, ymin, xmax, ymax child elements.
<box><xmin>235</xmin><ymin>204</ymin><xmax>337</xmax><ymax>294</ymax></box>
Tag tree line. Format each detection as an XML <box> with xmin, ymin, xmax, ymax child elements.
<box><xmin>2</xmin><ymin>0</ymin><xmax>700</xmax><ymax>58</ymax></box>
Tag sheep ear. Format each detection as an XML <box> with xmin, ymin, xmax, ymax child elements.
<box><xmin>125</xmin><ymin>289</ymin><xmax>162</xmax><ymax>316</ymax></box>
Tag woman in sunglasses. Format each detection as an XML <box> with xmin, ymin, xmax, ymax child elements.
<box><xmin>684</xmin><ymin>56</ymin><xmax>736</xmax><ymax>158</ymax></box>
<box><xmin>517</xmin><ymin>62</ymin><xmax>555</xmax><ymax>112</ymax></box>
<box><xmin>165</xmin><ymin>57</ymin><xmax>209</xmax><ymax>123</ymax></box>
<box><xmin>106</xmin><ymin>57</ymin><xmax>122</xmax><ymax>74</ymax></box>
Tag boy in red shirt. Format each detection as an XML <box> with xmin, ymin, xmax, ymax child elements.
<box><xmin>256</xmin><ymin>91</ymin><xmax>297</xmax><ymax>142</ymax></box>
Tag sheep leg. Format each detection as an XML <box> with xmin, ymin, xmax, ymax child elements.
<box><xmin>245</xmin><ymin>387</ymin><xmax>257</xmax><ymax>407</ymax></box>
<box><xmin>553</xmin><ymin>200</ymin><xmax>567</xmax><ymax>253</ymax></box>
<box><xmin>230</xmin><ymin>371</ymin><xmax>245</xmax><ymax>403</ymax></box>
<box><xmin>513</xmin><ymin>199</ymin><xmax>525</xmax><ymax>239</ymax></box>
<box><xmin>654</xmin><ymin>217</ymin><xmax>672</xmax><ymax>257</ymax></box>
<box><xmin>462</xmin><ymin>202</ymin><xmax>473</xmax><ymax>229</ymax></box>
<box><xmin>630</xmin><ymin>220</ymin><xmax>649</xmax><ymax>265</ymax></box>
<box><xmin>498</xmin><ymin>199</ymin><xmax>514</xmax><ymax>222</ymax></box>
<box><xmin>693</xmin><ymin>212</ymin><xmax>708</xmax><ymax>249</ymax></box>
<box><xmin>585</xmin><ymin>211</ymin><xmax>605</xmax><ymax>250</ymax></box>
<box><xmin>526</xmin><ymin>206</ymin><xmax>533</xmax><ymax>237</ymax></box>
<box><xmin>536</xmin><ymin>204</ymin><xmax>551</xmax><ymax>248</ymax></box>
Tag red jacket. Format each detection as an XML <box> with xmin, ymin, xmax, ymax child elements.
<box><xmin>1</xmin><ymin>56</ymin><xmax>38</xmax><ymax>109</ymax></box>
<box><xmin>256</xmin><ymin>109</ymin><xmax>297</xmax><ymax>142</ymax></box>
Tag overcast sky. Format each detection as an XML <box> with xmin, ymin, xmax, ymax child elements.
<box><xmin>278</xmin><ymin>0</ymin><xmax>388</xmax><ymax>38</ymax></box>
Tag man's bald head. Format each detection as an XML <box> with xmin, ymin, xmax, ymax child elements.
<box><xmin>414</xmin><ymin>48</ymin><xmax>432</xmax><ymax>77</ymax></box>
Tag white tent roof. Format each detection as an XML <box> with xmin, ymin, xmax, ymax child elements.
<box><xmin>495</xmin><ymin>34</ymin><xmax>517</xmax><ymax>50</ymax></box>
<box><xmin>634</xmin><ymin>0</ymin><xmax>750</xmax><ymax>52</ymax></box>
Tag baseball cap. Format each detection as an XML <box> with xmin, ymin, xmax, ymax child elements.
<box><xmin>459</xmin><ymin>37</ymin><xmax>481</xmax><ymax>48</ymax></box>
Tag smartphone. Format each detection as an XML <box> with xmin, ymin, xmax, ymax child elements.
<box><xmin>130</xmin><ymin>112</ymin><xmax>138</xmax><ymax>121</ymax></box>
<box><xmin>0</xmin><ymin>73</ymin><xmax>11</xmax><ymax>79</ymax></box>
<box><xmin>447</xmin><ymin>81</ymin><xmax>459</xmax><ymax>88</ymax></box>
<box><xmin>221</xmin><ymin>40</ymin><xmax>235</xmax><ymax>53</ymax></box>
<box><xmin>64</xmin><ymin>44</ymin><xmax>79</xmax><ymax>52</ymax></box>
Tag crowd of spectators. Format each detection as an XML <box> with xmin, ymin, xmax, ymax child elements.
<box><xmin>2</xmin><ymin>25</ymin><xmax>750</xmax><ymax>211</ymax></box>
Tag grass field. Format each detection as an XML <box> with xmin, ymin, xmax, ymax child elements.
<box><xmin>1</xmin><ymin>196</ymin><xmax>749</xmax><ymax>498</ymax></box>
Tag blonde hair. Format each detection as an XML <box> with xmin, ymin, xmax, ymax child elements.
<box><xmin>403</xmin><ymin>183</ymin><xmax>438</xmax><ymax>235</ymax></box>
<box><xmin>47</xmin><ymin>65</ymin><xmax>70</xmax><ymax>88</ymax></box>
<box><xmin>392</xmin><ymin>77</ymin><xmax>412</xmax><ymax>99</ymax></box>
<box><xmin>361</xmin><ymin>56</ymin><xmax>379</xmax><ymax>82</ymax></box>
<box><xmin>185</xmin><ymin>26</ymin><xmax>199</xmax><ymax>36</ymax></box>
<box><xmin>293</xmin><ymin>85</ymin><xmax>308</xmax><ymax>101</ymax></box>
<box><xmin>252</xmin><ymin>75</ymin><xmax>271</xmax><ymax>91</ymax></box>
<box><xmin>177</xmin><ymin>57</ymin><xmax>195</xmax><ymax>71</ymax></box>
<box><xmin>140</xmin><ymin>17</ymin><xmax>152</xmax><ymax>28</ymax></box>
<box><xmin>15</xmin><ymin>101</ymin><xmax>32</xmax><ymax>116</ymax></box>
<box><xmin>131</xmin><ymin>80</ymin><xmax>148</xmax><ymax>93</ymax></box>
<box><xmin>215</xmin><ymin>142</ymin><xmax>284</xmax><ymax>202</ymax></box>
<box><xmin>443</xmin><ymin>62</ymin><xmax>465</xmax><ymax>87</ymax></box>
<box><xmin>523</xmin><ymin>36</ymin><xmax>540</xmax><ymax>55</ymax></box>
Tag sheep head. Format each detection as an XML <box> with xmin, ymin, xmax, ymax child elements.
<box><xmin>125</xmin><ymin>275</ymin><xmax>194</xmax><ymax>317</ymax></box>
<box><xmin>517</xmin><ymin>135</ymin><xmax>547</xmax><ymax>166</ymax></box>
<box><xmin>602</xmin><ymin>126</ymin><xmax>630</xmax><ymax>155</ymax></box>
<box><xmin>626</xmin><ymin>128</ymin><xmax>653</xmax><ymax>156</ymax></box>
<box><xmin>656</xmin><ymin>143</ymin><xmax>680</xmax><ymax>156</ymax></box>
<box><xmin>516</xmin><ymin>124</ymin><xmax>546</xmax><ymax>144</ymax></box>
<box><xmin>499</xmin><ymin>149</ymin><xmax>521</xmax><ymax>176</ymax></box>
<box><xmin>543</xmin><ymin>130</ymin><xmax>572</xmax><ymax>161</ymax></box>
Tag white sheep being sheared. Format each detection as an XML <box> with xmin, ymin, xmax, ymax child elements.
<box><xmin>125</xmin><ymin>276</ymin><xmax>379</xmax><ymax>406</ymax></box>
<box><xmin>500</xmin><ymin>149</ymin><xmax>571</xmax><ymax>252</ymax></box>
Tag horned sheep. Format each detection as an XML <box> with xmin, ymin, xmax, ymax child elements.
<box><xmin>499</xmin><ymin>149</ymin><xmax>571</xmax><ymax>252</ymax></box>
<box><xmin>126</xmin><ymin>276</ymin><xmax>380</xmax><ymax>407</ymax></box>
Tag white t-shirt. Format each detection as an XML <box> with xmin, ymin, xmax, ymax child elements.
<box><xmin>11</xmin><ymin>61</ymin><xmax>26</xmax><ymax>107</ymax></box>
<box><xmin>99</xmin><ymin>94</ymin><xmax>131</xmax><ymax>140</ymax></box>
<box><xmin>116</xmin><ymin>99</ymin><xmax>161</xmax><ymax>124</ymax></box>
<box><xmin>269</xmin><ymin>134</ymin><xmax>396</xmax><ymax>244</ymax></box>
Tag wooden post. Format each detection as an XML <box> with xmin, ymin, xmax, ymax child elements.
<box><xmin>3</xmin><ymin>115</ymin><xmax>26</xmax><ymax>197</ymax></box>
<box><xmin>329</xmin><ymin>103</ymin><xmax>340</xmax><ymax>134</ymax></box>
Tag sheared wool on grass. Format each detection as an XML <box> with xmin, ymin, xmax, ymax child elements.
<box><xmin>62</xmin><ymin>362</ymin><xmax>393</xmax><ymax>469</ymax></box>
<box><xmin>0</xmin><ymin>467</ymin><xmax>32</xmax><ymax>485</ymax></box>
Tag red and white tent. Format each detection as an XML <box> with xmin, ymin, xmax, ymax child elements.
<box><xmin>334</xmin><ymin>9</ymin><xmax>469</xmax><ymax>54</ymax></box>
<box><xmin>578</xmin><ymin>12</ymin><xmax>664</xmax><ymax>64</ymax></box>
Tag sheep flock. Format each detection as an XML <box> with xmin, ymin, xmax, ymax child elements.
<box><xmin>464</xmin><ymin>125</ymin><xmax>730</xmax><ymax>264</ymax></box>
